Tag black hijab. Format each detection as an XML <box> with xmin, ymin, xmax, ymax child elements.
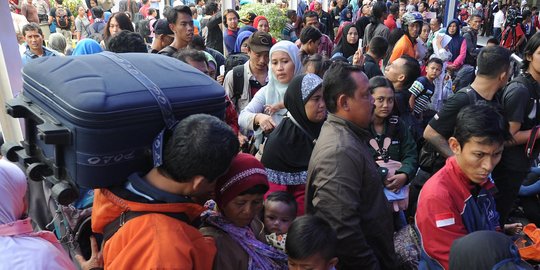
<box><xmin>332</xmin><ymin>24</ymin><xmax>359</xmax><ymax>59</ymax></box>
<box><xmin>261</xmin><ymin>74</ymin><xmax>324</xmax><ymax>172</ymax></box>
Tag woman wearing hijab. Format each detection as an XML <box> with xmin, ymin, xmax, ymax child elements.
<box><xmin>261</xmin><ymin>74</ymin><xmax>326</xmax><ymax>217</ymax></box>
<box><xmin>239</xmin><ymin>40</ymin><xmax>303</xmax><ymax>148</ymax></box>
<box><xmin>234</xmin><ymin>31</ymin><xmax>253</xmax><ymax>53</ymax></box>
<box><xmin>0</xmin><ymin>158</ymin><xmax>101</xmax><ymax>269</ymax></box>
<box><xmin>200</xmin><ymin>153</ymin><xmax>288</xmax><ymax>270</ymax></box>
<box><xmin>253</xmin><ymin>16</ymin><xmax>277</xmax><ymax>44</ymax></box>
<box><xmin>445</xmin><ymin>19</ymin><xmax>466</xmax><ymax>72</ymax></box>
<box><xmin>72</xmin><ymin>38</ymin><xmax>103</xmax><ymax>55</ymax></box>
<box><xmin>331</xmin><ymin>23</ymin><xmax>359</xmax><ymax>61</ymax></box>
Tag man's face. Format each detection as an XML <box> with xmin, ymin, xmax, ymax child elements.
<box><xmin>450</xmin><ymin>137</ymin><xmax>504</xmax><ymax>184</ymax></box>
<box><xmin>469</xmin><ymin>16</ymin><xmax>482</xmax><ymax>31</ymax></box>
<box><xmin>226</xmin><ymin>12</ymin><xmax>238</xmax><ymax>30</ymax></box>
<box><xmin>187</xmin><ymin>59</ymin><xmax>209</xmax><ymax>76</ymax></box>
<box><xmin>430</xmin><ymin>18</ymin><xmax>440</xmax><ymax>31</ymax></box>
<box><xmin>408</xmin><ymin>21</ymin><xmax>421</xmax><ymax>38</ymax></box>
<box><xmin>305</xmin><ymin>16</ymin><xmax>319</xmax><ymax>28</ymax></box>
<box><xmin>399</xmin><ymin>5</ymin><xmax>406</xmax><ymax>17</ymax></box>
<box><xmin>384</xmin><ymin>58</ymin><xmax>405</xmax><ymax>85</ymax></box>
<box><xmin>343</xmin><ymin>72</ymin><xmax>374</xmax><ymax>128</ymax></box>
<box><xmin>171</xmin><ymin>13</ymin><xmax>194</xmax><ymax>46</ymax></box>
<box><xmin>248</xmin><ymin>49</ymin><xmax>270</xmax><ymax>72</ymax></box>
<box><xmin>24</xmin><ymin>30</ymin><xmax>43</xmax><ymax>52</ymax></box>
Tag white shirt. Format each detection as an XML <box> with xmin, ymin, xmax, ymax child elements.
<box><xmin>494</xmin><ymin>10</ymin><xmax>505</xmax><ymax>28</ymax></box>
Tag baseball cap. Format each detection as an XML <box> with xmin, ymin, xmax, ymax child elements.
<box><xmin>240</xmin><ymin>12</ymin><xmax>257</xmax><ymax>24</ymax></box>
<box><xmin>247</xmin><ymin>31</ymin><xmax>273</xmax><ymax>53</ymax></box>
<box><xmin>153</xmin><ymin>19</ymin><xmax>174</xmax><ymax>35</ymax></box>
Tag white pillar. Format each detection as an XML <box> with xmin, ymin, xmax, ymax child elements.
<box><xmin>0</xmin><ymin>1</ymin><xmax>24</xmax><ymax>143</ymax></box>
<box><xmin>444</xmin><ymin>0</ymin><xmax>457</xmax><ymax>26</ymax></box>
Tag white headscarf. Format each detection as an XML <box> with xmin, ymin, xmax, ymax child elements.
<box><xmin>263</xmin><ymin>40</ymin><xmax>303</xmax><ymax>109</ymax></box>
<box><xmin>0</xmin><ymin>158</ymin><xmax>27</xmax><ymax>224</ymax></box>
<box><xmin>0</xmin><ymin>158</ymin><xmax>76</xmax><ymax>270</ymax></box>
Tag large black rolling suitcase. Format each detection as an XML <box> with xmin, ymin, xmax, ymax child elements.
<box><xmin>3</xmin><ymin>52</ymin><xmax>226</xmax><ymax>204</ymax></box>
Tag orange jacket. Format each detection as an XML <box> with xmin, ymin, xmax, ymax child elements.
<box><xmin>92</xmin><ymin>189</ymin><xmax>216</xmax><ymax>270</ymax></box>
<box><xmin>389</xmin><ymin>35</ymin><xmax>417</xmax><ymax>64</ymax></box>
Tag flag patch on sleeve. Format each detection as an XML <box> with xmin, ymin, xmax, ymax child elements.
<box><xmin>435</xmin><ymin>213</ymin><xmax>455</xmax><ymax>228</ymax></box>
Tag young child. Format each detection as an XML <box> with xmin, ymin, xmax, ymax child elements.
<box><xmin>264</xmin><ymin>191</ymin><xmax>297</xmax><ymax>252</ymax></box>
<box><xmin>409</xmin><ymin>58</ymin><xmax>443</xmax><ymax>117</ymax></box>
<box><xmin>286</xmin><ymin>215</ymin><xmax>339</xmax><ymax>270</ymax></box>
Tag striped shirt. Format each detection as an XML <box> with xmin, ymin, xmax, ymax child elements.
<box><xmin>409</xmin><ymin>76</ymin><xmax>435</xmax><ymax>115</ymax></box>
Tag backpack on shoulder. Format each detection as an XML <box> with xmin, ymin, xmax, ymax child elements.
<box><xmin>137</xmin><ymin>18</ymin><xmax>152</xmax><ymax>37</ymax></box>
<box><xmin>56</xmin><ymin>6</ymin><xmax>69</xmax><ymax>29</ymax></box>
<box><xmin>224</xmin><ymin>53</ymin><xmax>249</xmax><ymax>75</ymax></box>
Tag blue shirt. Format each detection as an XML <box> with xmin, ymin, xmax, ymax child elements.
<box><xmin>21</xmin><ymin>44</ymin><xmax>60</xmax><ymax>65</ymax></box>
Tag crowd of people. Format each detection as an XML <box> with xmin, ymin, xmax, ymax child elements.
<box><xmin>7</xmin><ymin>0</ymin><xmax>540</xmax><ymax>269</ymax></box>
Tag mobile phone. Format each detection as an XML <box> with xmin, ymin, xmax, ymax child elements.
<box><xmin>219</xmin><ymin>65</ymin><xmax>225</xmax><ymax>76</ymax></box>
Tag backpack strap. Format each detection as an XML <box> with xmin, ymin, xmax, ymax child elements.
<box><xmin>102</xmin><ymin>211</ymin><xmax>189</xmax><ymax>243</ymax></box>
<box><xmin>232</xmin><ymin>65</ymin><xmax>244</xmax><ymax>109</ymax></box>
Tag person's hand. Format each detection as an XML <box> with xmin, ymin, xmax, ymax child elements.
<box><xmin>255</xmin><ymin>113</ymin><xmax>276</xmax><ymax>133</ymax></box>
<box><xmin>384</xmin><ymin>173</ymin><xmax>407</xmax><ymax>192</ymax></box>
<box><xmin>238</xmin><ymin>134</ymin><xmax>248</xmax><ymax>146</ymax></box>
<box><xmin>216</xmin><ymin>74</ymin><xmax>224</xmax><ymax>85</ymax></box>
<box><xmin>435</xmin><ymin>35</ymin><xmax>443</xmax><ymax>49</ymax></box>
<box><xmin>75</xmin><ymin>235</ymin><xmax>103</xmax><ymax>270</ymax></box>
<box><xmin>352</xmin><ymin>48</ymin><xmax>365</xmax><ymax>66</ymax></box>
<box><xmin>504</xmin><ymin>222</ymin><xmax>523</xmax><ymax>235</ymax></box>
<box><xmin>447</xmin><ymin>64</ymin><xmax>456</xmax><ymax>71</ymax></box>
<box><xmin>264</xmin><ymin>103</ymin><xmax>284</xmax><ymax>116</ymax></box>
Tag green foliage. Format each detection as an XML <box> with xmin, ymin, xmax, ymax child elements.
<box><xmin>238</xmin><ymin>3</ymin><xmax>288</xmax><ymax>41</ymax></box>
<box><xmin>50</xmin><ymin>0</ymin><xmax>84</xmax><ymax>16</ymax></box>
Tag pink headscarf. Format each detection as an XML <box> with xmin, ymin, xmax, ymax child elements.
<box><xmin>0</xmin><ymin>158</ymin><xmax>76</xmax><ymax>269</ymax></box>
<box><xmin>253</xmin><ymin>15</ymin><xmax>269</xmax><ymax>29</ymax></box>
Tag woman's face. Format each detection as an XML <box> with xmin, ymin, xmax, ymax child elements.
<box><xmin>346</xmin><ymin>27</ymin><xmax>359</xmax><ymax>44</ymax></box>
<box><xmin>304</xmin><ymin>87</ymin><xmax>327</xmax><ymax>123</ymax></box>
<box><xmin>222</xmin><ymin>193</ymin><xmax>264</xmax><ymax>227</ymax></box>
<box><xmin>420</xmin><ymin>24</ymin><xmax>430</xmax><ymax>41</ymax></box>
<box><xmin>271</xmin><ymin>51</ymin><xmax>295</xmax><ymax>84</ymax></box>
<box><xmin>78</xmin><ymin>6</ymin><xmax>85</xmax><ymax>16</ymax></box>
<box><xmin>257</xmin><ymin>19</ymin><xmax>270</xmax><ymax>33</ymax></box>
<box><xmin>109</xmin><ymin>17</ymin><xmax>121</xmax><ymax>36</ymax></box>
<box><xmin>448</xmin><ymin>23</ymin><xmax>457</xmax><ymax>35</ymax></box>
<box><xmin>527</xmin><ymin>46</ymin><xmax>540</xmax><ymax>76</ymax></box>
<box><xmin>90</xmin><ymin>0</ymin><xmax>97</xmax><ymax>7</ymax></box>
<box><xmin>372</xmin><ymin>86</ymin><xmax>395</xmax><ymax>119</ymax></box>
<box><xmin>240</xmin><ymin>39</ymin><xmax>249</xmax><ymax>54</ymax></box>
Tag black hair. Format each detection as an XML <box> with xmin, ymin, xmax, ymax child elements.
<box><xmin>22</xmin><ymin>22</ymin><xmax>43</xmax><ymax>37</ymax></box>
<box><xmin>523</xmin><ymin>9</ymin><xmax>532</xmax><ymax>19</ymax></box>
<box><xmin>389</xmin><ymin>3</ymin><xmax>399</xmax><ymax>16</ymax></box>
<box><xmin>55</xmin><ymin>0</ymin><xmax>63</xmax><ymax>5</ymax></box>
<box><xmin>142</xmin><ymin>0</ymin><xmax>149</xmax><ymax>4</ymax></box>
<box><xmin>369</xmin><ymin>75</ymin><xmax>395</xmax><ymax>94</ymax></box>
<box><xmin>523</xmin><ymin>32</ymin><xmax>540</xmax><ymax>70</ymax></box>
<box><xmin>205</xmin><ymin>2</ymin><xmax>218</xmax><ymax>15</ymax></box>
<box><xmin>426</xmin><ymin>57</ymin><xmax>443</xmax><ymax>68</ymax></box>
<box><xmin>302</xmin><ymin>54</ymin><xmax>332</xmax><ymax>78</ymax></box>
<box><xmin>419</xmin><ymin>1</ymin><xmax>429</xmax><ymax>10</ymax></box>
<box><xmin>369</xmin><ymin>36</ymin><xmax>389</xmax><ymax>59</ymax></box>
<box><xmin>173</xmin><ymin>49</ymin><xmax>208</xmax><ymax>67</ymax></box>
<box><xmin>190</xmin><ymin>35</ymin><xmax>206</xmax><ymax>50</ymax></box>
<box><xmin>368</xmin><ymin>1</ymin><xmax>388</xmax><ymax>40</ymax></box>
<box><xmin>453</xmin><ymin>104</ymin><xmax>511</xmax><ymax>147</ymax></box>
<box><xmin>166</xmin><ymin>5</ymin><xmax>192</xmax><ymax>24</ymax></box>
<box><xmin>476</xmin><ymin>46</ymin><xmax>511</xmax><ymax>78</ymax></box>
<box><xmin>486</xmin><ymin>37</ymin><xmax>499</xmax><ymax>45</ymax></box>
<box><xmin>384</xmin><ymin>28</ymin><xmax>404</xmax><ymax>65</ymax></box>
<box><xmin>286</xmin><ymin>215</ymin><xmax>337</xmax><ymax>261</ymax></box>
<box><xmin>322</xmin><ymin>61</ymin><xmax>364</xmax><ymax>113</ymax></box>
<box><xmin>266</xmin><ymin>191</ymin><xmax>298</xmax><ymax>216</ymax></box>
<box><xmin>104</xmin><ymin>12</ymin><xmax>134</xmax><ymax>41</ymax></box>
<box><xmin>303</xmin><ymin>11</ymin><xmax>319</xmax><ymax>24</ymax></box>
<box><xmin>107</xmin><ymin>30</ymin><xmax>147</xmax><ymax>53</ymax></box>
<box><xmin>286</xmin><ymin>9</ymin><xmax>297</xmax><ymax>20</ymax></box>
<box><xmin>469</xmin><ymin>13</ymin><xmax>482</xmax><ymax>21</ymax></box>
<box><xmin>299</xmin><ymin>26</ymin><xmax>322</xmax><ymax>44</ymax></box>
<box><xmin>158</xmin><ymin>114</ymin><xmax>239</xmax><ymax>183</ymax></box>
<box><xmin>238</xmin><ymin>184</ymin><xmax>269</xmax><ymax>195</ymax></box>
<box><xmin>92</xmin><ymin>6</ymin><xmax>103</xmax><ymax>18</ymax></box>
<box><xmin>399</xmin><ymin>55</ymin><xmax>421</xmax><ymax>90</ymax></box>
<box><xmin>222</xmin><ymin>9</ymin><xmax>239</xmax><ymax>27</ymax></box>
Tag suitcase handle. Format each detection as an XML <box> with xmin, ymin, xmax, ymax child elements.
<box><xmin>99</xmin><ymin>52</ymin><xmax>177</xmax><ymax>167</ymax></box>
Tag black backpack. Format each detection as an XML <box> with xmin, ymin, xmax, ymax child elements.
<box><xmin>224</xmin><ymin>53</ymin><xmax>249</xmax><ymax>75</ymax></box>
<box><xmin>137</xmin><ymin>19</ymin><xmax>151</xmax><ymax>37</ymax></box>
<box><xmin>501</xmin><ymin>73</ymin><xmax>540</xmax><ymax>130</ymax></box>
<box><xmin>231</xmin><ymin>65</ymin><xmax>245</xmax><ymax>109</ymax></box>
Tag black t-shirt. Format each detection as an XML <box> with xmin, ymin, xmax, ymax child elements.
<box><xmin>429</xmin><ymin>88</ymin><xmax>498</xmax><ymax>139</ymax></box>
<box><xmin>499</xmin><ymin>78</ymin><xmax>538</xmax><ymax>170</ymax></box>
